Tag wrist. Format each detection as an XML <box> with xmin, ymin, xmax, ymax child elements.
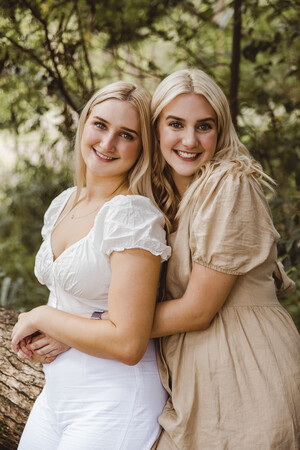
<box><xmin>90</xmin><ymin>310</ymin><xmax>105</xmax><ymax>320</ymax></box>
<box><xmin>32</xmin><ymin>305</ymin><xmax>48</xmax><ymax>329</ymax></box>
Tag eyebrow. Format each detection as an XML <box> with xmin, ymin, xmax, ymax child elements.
<box><xmin>165</xmin><ymin>115</ymin><xmax>216</xmax><ymax>123</ymax></box>
<box><xmin>93</xmin><ymin>116</ymin><xmax>139</xmax><ymax>136</ymax></box>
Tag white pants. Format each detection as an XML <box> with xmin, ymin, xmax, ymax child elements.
<box><xmin>18</xmin><ymin>340</ymin><xmax>167</xmax><ymax>449</ymax></box>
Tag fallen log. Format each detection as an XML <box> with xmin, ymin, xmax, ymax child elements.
<box><xmin>0</xmin><ymin>307</ymin><xmax>44</xmax><ymax>450</ymax></box>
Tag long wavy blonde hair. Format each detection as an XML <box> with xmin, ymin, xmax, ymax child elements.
<box><xmin>74</xmin><ymin>81</ymin><xmax>155</xmax><ymax>207</ymax></box>
<box><xmin>151</xmin><ymin>69</ymin><xmax>274</xmax><ymax>232</ymax></box>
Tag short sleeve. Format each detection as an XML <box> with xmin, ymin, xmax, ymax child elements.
<box><xmin>190</xmin><ymin>168</ymin><xmax>280</xmax><ymax>275</ymax></box>
<box><xmin>41</xmin><ymin>187</ymin><xmax>76</xmax><ymax>239</ymax></box>
<box><xmin>94</xmin><ymin>195</ymin><xmax>171</xmax><ymax>262</ymax></box>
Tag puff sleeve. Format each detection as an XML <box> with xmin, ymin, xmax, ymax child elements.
<box><xmin>94</xmin><ymin>195</ymin><xmax>171</xmax><ymax>262</ymax></box>
<box><xmin>190</xmin><ymin>168</ymin><xmax>279</xmax><ymax>275</ymax></box>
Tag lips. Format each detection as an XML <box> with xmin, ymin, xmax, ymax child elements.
<box><xmin>174</xmin><ymin>150</ymin><xmax>201</xmax><ymax>161</ymax></box>
<box><xmin>93</xmin><ymin>148</ymin><xmax>117</xmax><ymax>161</ymax></box>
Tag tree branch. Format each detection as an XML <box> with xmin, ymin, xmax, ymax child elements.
<box><xmin>229</xmin><ymin>0</ymin><xmax>242</xmax><ymax>128</ymax></box>
<box><xmin>75</xmin><ymin>1</ymin><xmax>95</xmax><ymax>92</ymax></box>
<box><xmin>110</xmin><ymin>48</ymin><xmax>165</xmax><ymax>80</ymax></box>
<box><xmin>20</xmin><ymin>0</ymin><xmax>79</xmax><ymax>111</ymax></box>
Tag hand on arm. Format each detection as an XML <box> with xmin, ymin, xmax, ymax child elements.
<box><xmin>14</xmin><ymin>332</ymin><xmax>70</xmax><ymax>363</ymax></box>
<box><xmin>28</xmin><ymin>332</ymin><xmax>70</xmax><ymax>358</ymax></box>
<box><xmin>12</xmin><ymin>249</ymin><xmax>160</xmax><ymax>365</ymax></box>
<box><xmin>151</xmin><ymin>262</ymin><xmax>237</xmax><ymax>338</ymax></box>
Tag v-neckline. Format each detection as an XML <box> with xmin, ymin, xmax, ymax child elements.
<box><xmin>49</xmin><ymin>189</ymin><xmax>132</xmax><ymax>263</ymax></box>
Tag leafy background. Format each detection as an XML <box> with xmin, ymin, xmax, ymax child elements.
<box><xmin>0</xmin><ymin>0</ymin><xmax>299</xmax><ymax>328</ymax></box>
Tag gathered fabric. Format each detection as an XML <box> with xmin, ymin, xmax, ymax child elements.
<box><xmin>155</xmin><ymin>164</ymin><xmax>300</xmax><ymax>450</ymax></box>
<box><xmin>19</xmin><ymin>189</ymin><xmax>171</xmax><ymax>450</ymax></box>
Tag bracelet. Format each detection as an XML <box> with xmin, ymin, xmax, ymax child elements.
<box><xmin>90</xmin><ymin>310</ymin><xmax>105</xmax><ymax>320</ymax></box>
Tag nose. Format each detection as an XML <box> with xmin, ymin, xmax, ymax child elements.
<box><xmin>101</xmin><ymin>132</ymin><xmax>116</xmax><ymax>153</ymax></box>
<box><xmin>182</xmin><ymin>127</ymin><xmax>197</xmax><ymax>149</ymax></box>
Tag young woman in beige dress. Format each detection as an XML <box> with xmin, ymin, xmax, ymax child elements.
<box><xmin>149</xmin><ymin>69</ymin><xmax>300</xmax><ymax>449</ymax></box>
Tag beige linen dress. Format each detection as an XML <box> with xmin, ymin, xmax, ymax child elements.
<box><xmin>154</xmin><ymin>163</ymin><xmax>300</xmax><ymax>450</ymax></box>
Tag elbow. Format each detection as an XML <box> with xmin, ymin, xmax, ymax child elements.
<box><xmin>199</xmin><ymin>318</ymin><xmax>211</xmax><ymax>330</ymax></box>
<box><xmin>118</xmin><ymin>341</ymin><xmax>147</xmax><ymax>366</ymax></box>
<box><xmin>192</xmin><ymin>314</ymin><xmax>213</xmax><ymax>332</ymax></box>
<box><xmin>123</xmin><ymin>356</ymin><xmax>141</xmax><ymax>366</ymax></box>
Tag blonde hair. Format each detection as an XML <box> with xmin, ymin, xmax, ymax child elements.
<box><xmin>74</xmin><ymin>81</ymin><xmax>155</xmax><ymax>206</ymax></box>
<box><xmin>151</xmin><ymin>69</ymin><xmax>274</xmax><ymax>231</ymax></box>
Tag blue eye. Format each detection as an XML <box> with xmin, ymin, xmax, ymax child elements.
<box><xmin>169</xmin><ymin>121</ymin><xmax>183</xmax><ymax>129</ymax></box>
<box><xmin>95</xmin><ymin>122</ymin><xmax>106</xmax><ymax>130</ymax></box>
<box><xmin>198</xmin><ymin>123</ymin><xmax>212</xmax><ymax>131</ymax></box>
<box><xmin>121</xmin><ymin>132</ymin><xmax>133</xmax><ymax>140</ymax></box>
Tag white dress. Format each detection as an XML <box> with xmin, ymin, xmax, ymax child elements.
<box><xmin>18</xmin><ymin>188</ymin><xmax>171</xmax><ymax>450</ymax></box>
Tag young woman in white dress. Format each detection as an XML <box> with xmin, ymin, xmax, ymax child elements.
<box><xmin>11</xmin><ymin>81</ymin><xmax>171</xmax><ymax>450</ymax></box>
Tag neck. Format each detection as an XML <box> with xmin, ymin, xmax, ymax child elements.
<box><xmin>83</xmin><ymin>174</ymin><xmax>129</xmax><ymax>203</ymax></box>
<box><xmin>172</xmin><ymin>172</ymin><xmax>193</xmax><ymax>199</ymax></box>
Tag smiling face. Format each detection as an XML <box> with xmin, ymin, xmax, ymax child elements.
<box><xmin>81</xmin><ymin>99</ymin><xmax>142</xmax><ymax>183</ymax></box>
<box><xmin>157</xmin><ymin>93</ymin><xmax>218</xmax><ymax>193</ymax></box>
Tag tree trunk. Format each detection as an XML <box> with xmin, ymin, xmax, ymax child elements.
<box><xmin>0</xmin><ymin>307</ymin><xmax>44</xmax><ymax>450</ymax></box>
<box><xmin>229</xmin><ymin>0</ymin><xmax>242</xmax><ymax>128</ymax></box>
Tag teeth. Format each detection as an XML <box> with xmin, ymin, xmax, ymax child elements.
<box><xmin>176</xmin><ymin>150</ymin><xmax>198</xmax><ymax>159</ymax></box>
<box><xmin>95</xmin><ymin>150</ymin><xmax>114</xmax><ymax>160</ymax></box>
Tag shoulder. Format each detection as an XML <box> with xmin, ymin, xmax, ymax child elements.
<box><xmin>44</xmin><ymin>187</ymin><xmax>76</xmax><ymax>222</ymax></box>
<box><xmin>42</xmin><ymin>187</ymin><xmax>76</xmax><ymax>238</ymax></box>
<box><xmin>189</xmin><ymin>163</ymin><xmax>279</xmax><ymax>274</ymax></box>
<box><xmin>94</xmin><ymin>195</ymin><xmax>171</xmax><ymax>261</ymax></box>
<box><xmin>205</xmin><ymin>160</ymin><xmax>261</xmax><ymax>189</ymax></box>
<box><xmin>189</xmin><ymin>160</ymin><xmax>278</xmax><ymax>238</ymax></box>
<box><xmin>106</xmin><ymin>194</ymin><xmax>161</xmax><ymax>211</ymax></box>
<box><xmin>100</xmin><ymin>194</ymin><xmax>165</xmax><ymax>225</ymax></box>
<box><xmin>48</xmin><ymin>187</ymin><xmax>77</xmax><ymax>210</ymax></box>
<box><xmin>193</xmin><ymin>161</ymin><xmax>268</xmax><ymax>212</ymax></box>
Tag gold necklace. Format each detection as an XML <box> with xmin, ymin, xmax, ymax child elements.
<box><xmin>70</xmin><ymin>203</ymin><xmax>101</xmax><ymax>220</ymax></box>
<box><xmin>69</xmin><ymin>180</ymin><xmax>128</xmax><ymax>220</ymax></box>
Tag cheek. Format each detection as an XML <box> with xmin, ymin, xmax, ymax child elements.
<box><xmin>123</xmin><ymin>143</ymin><xmax>141</xmax><ymax>162</ymax></box>
<box><xmin>202</xmin><ymin>133</ymin><xmax>217</xmax><ymax>151</ymax></box>
<box><xmin>160</xmin><ymin>128</ymin><xmax>176</xmax><ymax>150</ymax></box>
<box><xmin>159</xmin><ymin>138</ymin><xmax>171</xmax><ymax>160</ymax></box>
<box><xmin>82</xmin><ymin>127</ymin><xmax>99</xmax><ymax>144</ymax></box>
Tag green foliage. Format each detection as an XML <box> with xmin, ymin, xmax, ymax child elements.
<box><xmin>0</xmin><ymin>156</ymin><xmax>72</xmax><ymax>310</ymax></box>
<box><xmin>270</xmin><ymin>194</ymin><xmax>300</xmax><ymax>329</ymax></box>
<box><xmin>0</xmin><ymin>0</ymin><xmax>183</xmax><ymax>135</ymax></box>
<box><xmin>0</xmin><ymin>0</ymin><xmax>299</xmax><ymax>326</ymax></box>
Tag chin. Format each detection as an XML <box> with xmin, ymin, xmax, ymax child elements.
<box><xmin>175</xmin><ymin>166</ymin><xmax>199</xmax><ymax>177</ymax></box>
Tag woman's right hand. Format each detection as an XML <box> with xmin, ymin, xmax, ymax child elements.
<box><xmin>18</xmin><ymin>339</ymin><xmax>57</xmax><ymax>364</ymax></box>
<box><xmin>17</xmin><ymin>333</ymin><xmax>70</xmax><ymax>363</ymax></box>
<box><xmin>29</xmin><ymin>332</ymin><xmax>70</xmax><ymax>357</ymax></box>
<box><xmin>14</xmin><ymin>310</ymin><xmax>110</xmax><ymax>364</ymax></box>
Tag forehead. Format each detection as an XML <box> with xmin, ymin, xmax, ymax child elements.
<box><xmin>89</xmin><ymin>99</ymin><xmax>140</xmax><ymax>130</ymax></box>
<box><xmin>160</xmin><ymin>93</ymin><xmax>216</xmax><ymax>121</ymax></box>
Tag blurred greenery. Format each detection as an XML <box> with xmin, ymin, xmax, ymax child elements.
<box><xmin>0</xmin><ymin>0</ymin><xmax>299</xmax><ymax>327</ymax></box>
